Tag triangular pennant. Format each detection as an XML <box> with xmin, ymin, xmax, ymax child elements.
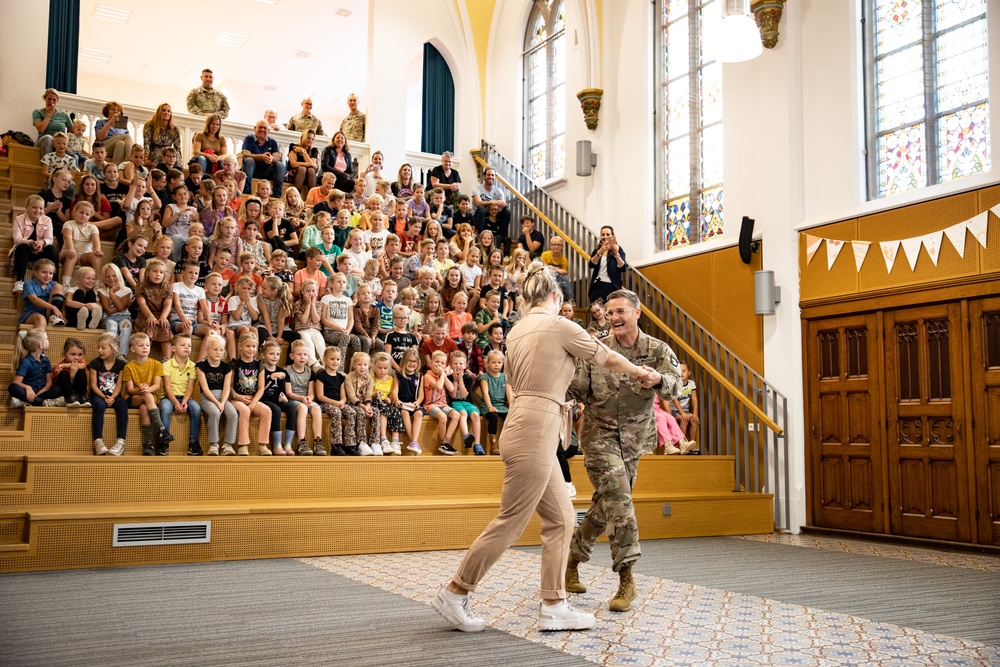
<box><xmin>967</xmin><ymin>211</ymin><xmax>989</xmax><ymax>248</ymax></box>
<box><xmin>805</xmin><ymin>235</ymin><xmax>823</xmax><ymax>266</ymax></box>
<box><xmin>901</xmin><ymin>236</ymin><xmax>923</xmax><ymax>271</ymax></box>
<box><xmin>851</xmin><ymin>241</ymin><xmax>870</xmax><ymax>273</ymax></box>
<box><xmin>991</xmin><ymin>203</ymin><xmax>1000</xmax><ymax>218</ymax></box>
<box><xmin>826</xmin><ymin>239</ymin><xmax>844</xmax><ymax>270</ymax></box>
<box><xmin>922</xmin><ymin>230</ymin><xmax>943</xmax><ymax>266</ymax></box>
<box><xmin>943</xmin><ymin>221</ymin><xmax>967</xmax><ymax>258</ymax></box>
<box><xmin>880</xmin><ymin>240</ymin><xmax>900</xmax><ymax>274</ymax></box>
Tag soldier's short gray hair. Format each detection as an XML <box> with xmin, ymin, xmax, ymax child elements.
<box><xmin>522</xmin><ymin>260</ymin><xmax>562</xmax><ymax>309</ymax></box>
<box><xmin>606</xmin><ymin>289</ymin><xmax>640</xmax><ymax>310</ymax></box>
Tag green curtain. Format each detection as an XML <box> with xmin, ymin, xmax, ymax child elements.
<box><xmin>421</xmin><ymin>43</ymin><xmax>455</xmax><ymax>155</ymax></box>
<box><xmin>46</xmin><ymin>0</ymin><xmax>79</xmax><ymax>92</ymax></box>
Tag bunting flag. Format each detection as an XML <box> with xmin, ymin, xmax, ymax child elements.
<box><xmin>805</xmin><ymin>234</ymin><xmax>823</xmax><ymax>266</ymax></box>
<box><xmin>943</xmin><ymin>221</ymin><xmax>967</xmax><ymax>258</ymax></box>
<box><xmin>992</xmin><ymin>203</ymin><xmax>1000</xmax><ymax>218</ymax></box>
<box><xmin>967</xmin><ymin>211</ymin><xmax>989</xmax><ymax>248</ymax></box>
<box><xmin>922</xmin><ymin>230</ymin><xmax>943</xmax><ymax>266</ymax></box>
<box><xmin>880</xmin><ymin>240</ymin><xmax>900</xmax><ymax>274</ymax></box>
<box><xmin>851</xmin><ymin>241</ymin><xmax>870</xmax><ymax>272</ymax></box>
<box><xmin>826</xmin><ymin>239</ymin><xmax>844</xmax><ymax>270</ymax></box>
<box><xmin>901</xmin><ymin>236</ymin><xmax>923</xmax><ymax>271</ymax></box>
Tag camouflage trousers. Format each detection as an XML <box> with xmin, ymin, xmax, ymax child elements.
<box><xmin>569</xmin><ymin>438</ymin><xmax>641</xmax><ymax>572</ymax></box>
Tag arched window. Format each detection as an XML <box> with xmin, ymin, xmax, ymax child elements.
<box><xmin>523</xmin><ymin>0</ymin><xmax>566</xmax><ymax>183</ymax></box>
<box><xmin>864</xmin><ymin>0</ymin><xmax>990</xmax><ymax>198</ymax></box>
<box><xmin>655</xmin><ymin>0</ymin><xmax>724</xmax><ymax>251</ymax></box>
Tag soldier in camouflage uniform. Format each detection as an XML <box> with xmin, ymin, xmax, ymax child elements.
<box><xmin>567</xmin><ymin>289</ymin><xmax>683</xmax><ymax>612</ymax></box>
<box><xmin>287</xmin><ymin>98</ymin><xmax>325</xmax><ymax>135</ymax></box>
<box><xmin>339</xmin><ymin>94</ymin><xmax>366</xmax><ymax>142</ymax></box>
<box><xmin>186</xmin><ymin>69</ymin><xmax>230</xmax><ymax>119</ymax></box>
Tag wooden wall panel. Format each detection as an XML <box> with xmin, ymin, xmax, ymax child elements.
<box><xmin>799</xmin><ymin>220</ymin><xmax>860</xmax><ymax>301</ymax></box>
<box><xmin>642</xmin><ymin>244</ymin><xmax>763</xmax><ymax>373</ymax></box>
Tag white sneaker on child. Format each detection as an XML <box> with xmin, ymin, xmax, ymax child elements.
<box><xmin>391</xmin><ymin>441</ymin><xmax>402</xmax><ymax>456</ymax></box>
<box><xmin>381</xmin><ymin>439</ymin><xmax>392</xmax><ymax>455</ymax></box>
<box><xmin>358</xmin><ymin>442</ymin><xmax>374</xmax><ymax>456</ymax></box>
<box><xmin>9</xmin><ymin>397</ymin><xmax>25</xmax><ymax>408</ymax></box>
<box><xmin>371</xmin><ymin>441</ymin><xmax>383</xmax><ymax>456</ymax></box>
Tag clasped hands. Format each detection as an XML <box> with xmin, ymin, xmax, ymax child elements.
<box><xmin>635</xmin><ymin>365</ymin><xmax>661</xmax><ymax>388</ymax></box>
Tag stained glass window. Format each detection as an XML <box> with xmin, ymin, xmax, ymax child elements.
<box><xmin>523</xmin><ymin>1</ymin><xmax>566</xmax><ymax>183</ymax></box>
<box><xmin>656</xmin><ymin>0</ymin><xmax>724</xmax><ymax>251</ymax></box>
<box><xmin>865</xmin><ymin>0</ymin><xmax>990</xmax><ymax>198</ymax></box>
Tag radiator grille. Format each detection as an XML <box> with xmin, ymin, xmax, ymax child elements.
<box><xmin>113</xmin><ymin>521</ymin><xmax>211</xmax><ymax>547</ymax></box>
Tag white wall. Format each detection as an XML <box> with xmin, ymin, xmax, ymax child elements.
<box><xmin>0</xmin><ymin>0</ymin><xmax>50</xmax><ymax>136</ymax></box>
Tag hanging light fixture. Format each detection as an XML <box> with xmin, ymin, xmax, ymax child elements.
<box><xmin>719</xmin><ymin>0</ymin><xmax>763</xmax><ymax>63</ymax></box>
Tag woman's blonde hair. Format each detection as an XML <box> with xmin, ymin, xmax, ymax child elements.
<box><xmin>522</xmin><ymin>260</ymin><xmax>561</xmax><ymax>309</ymax></box>
<box><xmin>148</xmin><ymin>103</ymin><xmax>174</xmax><ymax>131</ymax></box>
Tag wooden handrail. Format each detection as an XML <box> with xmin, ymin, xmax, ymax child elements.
<box><xmin>472</xmin><ymin>153</ymin><xmax>784</xmax><ymax>436</ymax></box>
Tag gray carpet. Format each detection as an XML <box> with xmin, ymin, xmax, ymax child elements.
<box><xmin>0</xmin><ymin>559</ymin><xmax>593</xmax><ymax>667</ymax></box>
<box><xmin>525</xmin><ymin>537</ymin><xmax>1000</xmax><ymax>646</ymax></box>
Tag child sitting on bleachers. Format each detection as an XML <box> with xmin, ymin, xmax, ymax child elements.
<box><xmin>98</xmin><ymin>264</ymin><xmax>133</xmax><ymax>359</ymax></box>
<box><xmin>122</xmin><ymin>332</ymin><xmax>173</xmax><ymax>456</ymax></box>
<box><xmin>257</xmin><ymin>276</ymin><xmax>295</xmax><ymax>345</ymax></box>
<box><xmin>230</xmin><ymin>332</ymin><xmax>272</xmax><ymax>457</ymax></box>
<box><xmin>242</xmin><ymin>221</ymin><xmax>271</xmax><ymax>273</ymax></box>
<box><xmin>654</xmin><ymin>396</ymin><xmax>696</xmax><ymax>455</ymax></box>
<box><xmin>196</xmin><ymin>333</ymin><xmax>238</xmax><ymax>456</ymax></box>
<box><xmin>160</xmin><ymin>333</ymin><xmax>202</xmax><ymax>456</ymax></box>
<box><xmin>371</xmin><ymin>351</ymin><xmax>403</xmax><ymax>455</ymax></box>
<box><xmin>89</xmin><ymin>332</ymin><xmax>128</xmax><ymax>456</ymax></box>
<box><xmin>208</xmin><ymin>217</ymin><xmax>242</xmax><ymax>269</ymax></box>
<box><xmin>11</xmin><ymin>194</ymin><xmax>59</xmax><ymax>294</ymax></box>
<box><xmin>9</xmin><ymin>328</ymin><xmax>62</xmax><ymax>408</ymax></box>
<box><xmin>64</xmin><ymin>267</ymin><xmax>102</xmax><ymax>330</ymax></box>
<box><xmin>113</xmin><ymin>234</ymin><xmax>149</xmax><ymax>293</ymax></box>
<box><xmin>447</xmin><ymin>349</ymin><xmax>483</xmax><ymax>455</ymax></box>
<box><xmin>53</xmin><ymin>337</ymin><xmax>90</xmax><ymax>406</ymax></box>
<box><xmin>257</xmin><ymin>339</ymin><xmax>292</xmax><ymax>457</ymax></box>
<box><xmin>313</xmin><ymin>344</ymin><xmax>349</xmax><ymax>456</ymax></box>
<box><xmin>226</xmin><ymin>276</ymin><xmax>259</xmax><ymax>361</ymax></box>
<box><xmin>135</xmin><ymin>259</ymin><xmax>174</xmax><ymax>359</ymax></box>
<box><xmin>60</xmin><ymin>200</ymin><xmax>103</xmax><ymax>289</ymax></box>
<box><xmin>343</xmin><ymin>351</ymin><xmax>377</xmax><ymax>456</ymax></box>
<box><xmin>20</xmin><ymin>258</ymin><xmax>66</xmax><ymax>328</ymax></box>
<box><xmin>152</xmin><ymin>235</ymin><xmax>176</xmax><ymax>279</ymax></box>
<box><xmin>41</xmin><ymin>132</ymin><xmax>78</xmax><ymax>187</ymax></box>
<box><xmin>395</xmin><ymin>347</ymin><xmax>424</xmax><ymax>454</ymax></box>
<box><xmin>281</xmin><ymin>340</ymin><xmax>323</xmax><ymax>456</ymax></box>
<box><xmin>480</xmin><ymin>349</ymin><xmax>510</xmax><ymax>455</ymax></box>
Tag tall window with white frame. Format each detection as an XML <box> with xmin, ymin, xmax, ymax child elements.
<box><xmin>523</xmin><ymin>0</ymin><xmax>566</xmax><ymax>184</ymax></box>
<box><xmin>656</xmin><ymin>0</ymin><xmax>724</xmax><ymax>251</ymax></box>
<box><xmin>864</xmin><ymin>0</ymin><xmax>990</xmax><ymax>199</ymax></box>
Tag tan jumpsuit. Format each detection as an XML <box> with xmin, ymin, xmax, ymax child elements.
<box><xmin>452</xmin><ymin>308</ymin><xmax>610</xmax><ymax>600</ymax></box>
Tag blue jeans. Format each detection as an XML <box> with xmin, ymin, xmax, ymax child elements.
<box><xmin>91</xmin><ymin>394</ymin><xmax>129</xmax><ymax>440</ymax></box>
<box><xmin>241</xmin><ymin>158</ymin><xmax>285</xmax><ymax>195</ymax></box>
<box><xmin>159</xmin><ymin>395</ymin><xmax>202</xmax><ymax>444</ymax></box>
<box><xmin>102</xmin><ymin>312</ymin><xmax>132</xmax><ymax>355</ymax></box>
<box><xmin>191</xmin><ymin>156</ymin><xmax>209</xmax><ymax>173</ymax></box>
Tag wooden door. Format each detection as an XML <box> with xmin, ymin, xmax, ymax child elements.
<box><xmin>807</xmin><ymin>315</ymin><xmax>883</xmax><ymax>532</ymax></box>
<box><xmin>969</xmin><ymin>297</ymin><xmax>1000</xmax><ymax>545</ymax></box>
<box><xmin>884</xmin><ymin>304</ymin><xmax>970</xmax><ymax>542</ymax></box>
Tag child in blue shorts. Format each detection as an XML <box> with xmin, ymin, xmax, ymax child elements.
<box><xmin>448</xmin><ymin>349</ymin><xmax>483</xmax><ymax>455</ymax></box>
<box><xmin>20</xmin><ymin>258</ymin><xmax>66</xmax><ymax>328</ymax></box>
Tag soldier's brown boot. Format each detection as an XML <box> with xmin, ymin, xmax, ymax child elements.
<box><xmin>566</xmin><ymin>553</ymin><xmax>587</xmax><ymax>593</ymax></box>
<box><xmin>488</xmin><ymin>434</ymin><xmax>499</xmax><ymax>455</ymax></box>
<box><xmin>608</xmin><ymin>564</ymin><xmax>636</xmax><ymax>612</ymax></box>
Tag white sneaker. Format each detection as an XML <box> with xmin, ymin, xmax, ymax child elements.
<box><xmin>109</xmin><ymin>438</ymin><xmax>126</xmax><ymax>456</ymax></box>
<box><xmin>679</xmin><ymin>439</ymin><xmax>698</xmax><ymax>454</ymax></box>
<box><xmin>566</xmin><ymin>482</ymin><xmax>577</xmax><ymax>498</ymax></box>
<box><xmin>358</xmin><ymin>442</ymin><xmax>373</xmax><ymax>456</ymax></box>
<box><xmin>431</xmin><ymin>587</ymin><xmax>486</xmax><ymax>633</ymax></box>
<box><xmin>381</xmin><ymin>439</ymin><xmax>393</xmax><ymax>455</ymax></box>
<box><xmin>391</xmin><ymin>440</ymin><xmax>402</xmax><ymax>456</ymax></box>
<box><xmin>88</xmin><ymin>305</ymin><xmax>103</xmax><ymax>328</ymax></box>
<box><xmin>663</xmin><ymin>443</ymin><xmax>682</xmax><ymax>455</ymax></box>
<box><xmin>93</xmin><ymin>438</ymin><xmax>108</xmax><ymax>456</ymax></box>
<box><xmin>537</xmin><ymin>600</ymin><xmax>595</xmax><ymax>631</ymax></box>
<box><xmin>9</xmin><ymin>397</ymin><xmax>26</xmax><ymax>408</ymax></box>
<box><xmin>406</xmin><ymin>442</ymin><xmax>422</xmax><ymax>455</ymax></box>
<box><xmin>13</xmin><ymin>281</ymin><xmax>23</xmax><ymax>293</ymax></box>
<box><xmin>42</xmin><ymin>397</ymin><xmax>66</xmax><ymax>407</ymax></box>
<box><xmin>49</xmin><ymin>313</ymin><xmax>66</xmax><ymax>327</ymax></box>
<box><xmin>371</xmin><ymin>441</ymin><xmax>383</xmax><ymax>456</ymax></box>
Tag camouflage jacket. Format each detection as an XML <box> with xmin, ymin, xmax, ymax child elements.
<box><xmin>186</xmin><ymin>88</ymin><xmax>230</xmax><ymax>119</ymax></box>
<box><xmin>287</xmin><ymin>113</ymin><xmax>324</xmax><ymax>135</ymax></box>
<box><xmin>570</xmin><ymin>331</ymin><xmax>683</xmax><ymax>457</ymax></box>
<box><xmin>340</xmin><ymin>112</ymin><xmax>366</xmax><ymax>142</ymax></box>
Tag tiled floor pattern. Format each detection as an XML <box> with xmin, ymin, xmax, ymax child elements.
<box><xmin>300</xmin><ymin>549</ymin><xmax>1000</xmax><ymax>666</ymax></box>
<box><xmin>736</xmin><ymin>533</ymin><xmax>1000</xmax><ymax>573</ymax></box>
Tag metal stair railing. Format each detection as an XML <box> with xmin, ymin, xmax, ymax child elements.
<box><xmin>473</xmin><ymin>141</ymin><xmax>790</xmax><ymax>531</ymax></box>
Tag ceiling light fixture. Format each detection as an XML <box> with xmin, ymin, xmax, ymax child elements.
<box><xmin>80</xmin><ymin>47</ymin><xmax>112</xmax><ymax>63</ymax></box>
<box><xmin>718</xmin><ymin>0</ymin><xmax>763</xmax><ymax>63</ymax></box>
<box><xmin>335</xmin><ymin>8</ymin><xmax>352</xmax><ymax>17</ymax></box>
<box><xmin>93</xmin><ymin>4</ymin><xmax>131</xmax><ymax>23</ymax></box>
<box><xmin>214</xmin><ymin>31</ymin><xmax>249</xmax><ymax>48</ymax></box>
<box><xmin>257</xmin><ymin>0</ymin><xmax>279</xmax><ymax>4</ymax></box>
<box><xmin>263</xmin><ymin>85</ymin><xmax>278</xmax><ymax>91</ymax></box>
<box><xmin>295</xmin><ymin>51</ymin><xmax>311</xmax><ymax>58</ymax></box>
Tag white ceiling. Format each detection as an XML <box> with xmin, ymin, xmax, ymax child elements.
<box><xmin>78</xmin><ymin>0</ymin><xmax>369</xmax><ymax>123</ymax></box>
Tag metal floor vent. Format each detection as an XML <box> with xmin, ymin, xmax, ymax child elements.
<box><xmin>113</xmin><ymin>521</ymin><xmax>211</xmax><ymax>547</ymax></box>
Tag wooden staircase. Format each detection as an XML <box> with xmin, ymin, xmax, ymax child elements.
<box><xmin>0</xmin><ymin>144</ymin><xmax>773</xmax><ymax>574</ymax></box>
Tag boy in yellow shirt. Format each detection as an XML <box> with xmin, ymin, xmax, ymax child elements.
<box><xmin>160</xmin><ymin>333</ymin><xmax>202</xmax><ymax>456</ymax></box>
<box><xmin>122</xmin><ymin>332</ymin><xmax>172</xmax><ymax>456</ymax></box>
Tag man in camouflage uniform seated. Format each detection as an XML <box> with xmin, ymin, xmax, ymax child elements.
<box><xmin>567</xmin><ymin>289</ymin><xmax>683</xmax><ymax>612</ymax></box>
<box><xmin>186</xmin><ymin>69</ymin><xmax>230</xmax><ymax>119</ymax></box>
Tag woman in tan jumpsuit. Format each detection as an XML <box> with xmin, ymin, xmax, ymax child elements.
<box><xmin>432</xmin><ymin>261</ymin><xmax>659</xmax><ymax>632</ymax></box>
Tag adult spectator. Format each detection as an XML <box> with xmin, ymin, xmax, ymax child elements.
<box><xmin>212</xmin><ymin>154</ymin><xmax>247</xmax><ymax>194</ymax></box>
<box><xmin>339</xmin><ymin>93</ymin><xmax>366</xmax><ymax>142</ymax></box>
<box><xmin>361</xmin><ymin>150</ymin><xmax>385</xmax><ymax>197</ymax></box>
<box><xmin>431</xmin><ymin>265</ymin><xmax>658</xmax><ymax>634</ymax></box>
<box><xmin>517</xmin><ymin>216</ymin><xmax>545</xmax><ymax>259</ymax></box>
<box><xmin>320</xmin><ymin>131</ymin><xmax>354</xmax><ymax>192</ymax></box>
<box><xmin>588</xmin><ymin>225</ymin><xmax>627</xmax><ymax>305</ymax></box>
<box><xmin>567</xmin><ymin>289</ymin><xmax>682</xmax><ymax>613</ymax></box>
<box><xmin>286</xmin><ymin>98</ymin><xmax>324</xmax><ymax>135</ymax></box>
<box><xmin>32</xmin><ymin>89</ymin><xmax>73</xmax><ymax>156</ymax></box>
<box><xmin>143</xmin><ymin>103</ymin><xmax>182</xmax><ymax>168</ymax></box>
<box><xmin>190</xmin><ymin>114</ymin><xmax>228</xmax><ymax>175</ymax></box>
<box><xmin>263</xmin><ymin>109</ymin><xmax>281</xmax><ymax>132</ymax></box>
<box><xmin>288</xmin><ymin>129</ymin><xmax>319</xmax><ymax>192</ymax></box>
<box><xmin>391</xmin><ymin>164</ymin><xmax>415</xmax><ymax>202</ymax></box>
<box><xmin>239</xmin><ymin>121</ymin><xmax>286</xmax><ymax>196</ymax></box>
<box><xmin>429</xmin><ymin>151</ymin><xmax>462</xmax><ymax>205</ymax></box>
<box><xmin>185</xmin><ymin>69</ymin><xmax>230</xmax><ymax>119</ymax></box>
<box><xmin>93</xmin><ymin>101</ymin><xmax>134</xmax><ymax>165</ymax></box>
<box><xmin>473</xmin><ymin>167</ymin><xmax>510</xmax><ymax>236</ymax></box>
